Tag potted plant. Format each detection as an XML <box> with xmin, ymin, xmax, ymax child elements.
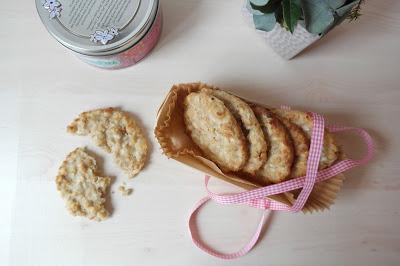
<box><xmin>244</xmin><ymin>0</ymin><xmax>364</xmax><ymax>59</ymax></box>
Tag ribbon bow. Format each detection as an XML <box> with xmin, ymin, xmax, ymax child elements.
<box><xmin>188</xmin><ymin>111</ymin><xmax>374</xmax><ymax>259</ymax></box>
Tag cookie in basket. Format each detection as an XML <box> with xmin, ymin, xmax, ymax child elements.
<box><xmin>275</xmin><ymin>115</ymin><xmax>310</xmax><ymax>178</ymax></box>
<box><xmin>183</xmin><ymin>91</ymin><xmax>248</xmax><ymax>171</ymax></box>
<box><xmin>252</xmin><ymin>106</ymin><xmax>294</xmax><ymax>184</ymax></box>
<box><xmin>200</xmin><ymin>85</ymin><xmax>268</xmax><ymax>175</ymax></box>
<box><xmin>273</xmin><ymin>108</ymin><xmax>339</xmax><ymax>169</ymax></box>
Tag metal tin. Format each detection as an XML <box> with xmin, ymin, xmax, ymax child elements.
<box><xmin>36</xmin><ymin>0</ymin><xmax>162</xmax><ymax>69</ymax></box>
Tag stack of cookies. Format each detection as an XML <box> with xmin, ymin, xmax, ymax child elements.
<box><xmin>155</xmin><ymin>83</ymin><xmax>345</xmax><ymax>211</ymax></box>
<box><xmin>183</xmin><ymin>84</ymin><xmax>340</xmax><ymax>185</ymax></box>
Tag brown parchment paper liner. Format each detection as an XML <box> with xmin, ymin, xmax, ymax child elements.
<box><xmin>155</xmin><ymin>83</ymin><xmax>345</xmax><ymax>213</ymax></box>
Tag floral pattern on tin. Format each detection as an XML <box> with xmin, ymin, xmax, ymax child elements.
<box><xmin>90</xmin><ymin>27</ymin><xmax>119</xmax><ymax>45</ymax></box>
<box><xmin>42</xmin><ymin>0</ymin><xmax>62</xmax><ymax>19</ymax></box>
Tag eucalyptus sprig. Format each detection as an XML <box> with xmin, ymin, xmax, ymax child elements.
<box><xmin>348</xmin><ymin>0</ymin><xmax>365</xmax><ymax>21</ymax></box>
<box><xmin>247</xmin><ymin>0</ymin><xmax>365</xmax><ymax>35</ymax></box>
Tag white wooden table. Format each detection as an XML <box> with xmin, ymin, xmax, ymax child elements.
<box><xmin>2</xmin><ymin>0</ymin><xmax>400</xmax><ymax>265</ymax></box>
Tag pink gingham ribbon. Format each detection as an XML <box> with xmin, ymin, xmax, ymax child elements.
<box><xmin>188</xmin><ymin>112</ymin><xmax>374</xmax><ymax>259</ymax></box>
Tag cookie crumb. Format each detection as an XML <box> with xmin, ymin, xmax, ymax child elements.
<box><xmin>119</xmin><ymin>182</ymin><xmax>133</xmax><ymax>196</ymax></box>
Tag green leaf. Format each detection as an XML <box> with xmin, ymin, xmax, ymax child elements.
<box><xmin>250</xmin><ymin>0</ymin><xmax>270</xmax><ymax>6</ymax></box>
<box><xmin>275</xmin><ymin>5</ymin><xmax>284</xmax><ymax>26</ymax></box>
<box><xmin>282</xmin><ymin>0</ymin><xmax>301</xmax><ymax>33</ymax></box>
<box><xmin>250</xmin><ymin>0</ymin><xmax>281</xmax><ymax>14</ymax></box>
<box><xmin>253</xmin><ymin>13</ymin><xmax>277</xmax><ymax>31</ymax></box>
<box><xmin>302</xmin><ymin>0</ymin><xmax>335</xmax><ymax>34</ymax></box>
<box><xmin>246</xmin><ymin>0</ymin><xmax>264</xmax><ymax>15</ymax></box>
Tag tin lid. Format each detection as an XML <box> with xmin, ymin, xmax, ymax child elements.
<box><xmin>36</xmin><ymin>0</ymin><xmax>159</xmax><ymax>56</ymax></box>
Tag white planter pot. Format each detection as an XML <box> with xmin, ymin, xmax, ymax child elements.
<box><xmin>243</xmin><ymin>7</ymin><xmax>320</xmax><ymax>60</ymax></box>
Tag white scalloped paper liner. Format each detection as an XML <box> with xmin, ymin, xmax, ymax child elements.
<box><xmin>154</xmin><ymin>83</ymin><xmax>346</xmax><ymax>212</ymax></box>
